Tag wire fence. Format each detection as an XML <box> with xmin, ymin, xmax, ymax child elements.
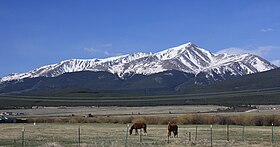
<box><xmin>0</xmin><ymin>123</ymin><xmax>280</xmax><ymax>147</ymax></box>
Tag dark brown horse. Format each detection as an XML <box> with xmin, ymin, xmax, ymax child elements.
<box><xmin>167</xmin><ymin>122</ymin><xmax>178</xmax><ymax>137</ymax></box>
<box><xmin>129</xmin><ymin>123</ymin><xmax>147</xmax><ymax>135</ymax></box>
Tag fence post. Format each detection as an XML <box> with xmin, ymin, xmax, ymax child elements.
<box><xmin>21</xmin><ymin>127</ymin><xmax>25</xmax><ymax>147</ymax></box>
<box><xmin>195</xmin><ymin>125</ymin><xmax>198</xmax><ymax>141</ymax></box>
<box><xmin>210</xmin><ymin>125</ymin><xmax>213</xmax><ymax>147</ymax></box>
<box><xmin>272</xmin><ymin>122</ymin><xmax>274</xmax><ymax>144</ymax></box>
<box><xmin>139</xmin><ymin>129</ymin><xmax>142</xmax><ymax>143</ymax></box>
<box><xmin>125</xmin><ymin>124</ymin><xmax>129</xmax><ymax>147</ymax></box>
<box><xmin>226</xmin><ymin>124</ymin><xmax>229</xmax><ymax>141</ymax></box>
<box><xmin>242</xmin><ymin>125</ymin><xmax>245</xmax><ymax>141</ymax></box>
<box><xmin>78</xmin><ymin>125</ymin><xmax>81</xmax><ymax>146</ymax></box>
<box><xmin>189</xmin><ymin>132</ymin><xmax>191</xmax><ymax>142</ymax></box>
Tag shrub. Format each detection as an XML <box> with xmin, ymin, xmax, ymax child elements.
<box><xmin>25</xmin><ymin>114</ymin><xmax>280</xmax><ymax>126</ymax></box>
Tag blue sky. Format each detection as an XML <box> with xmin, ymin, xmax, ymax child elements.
<box><xmin>0</xmin><ymin>0</ymin><xmax>280</xmax><ymax>77</ymax></box>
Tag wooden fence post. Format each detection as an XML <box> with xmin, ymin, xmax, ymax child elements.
<box><xmin>125</xmin><ymin>124</ymin><xmax>129</xmax><ymax>147</ymax></box>
<box><xmin>21</xmin><ymin>127</ymin><xmax>25</xmax><ymax>147</ymax></box>
<box><xmin>210</xmin><ymin>125</ymin><xmax>213</xmax><ymax>147</ymax></box>
<box><xmin>189</xmin><ymin>132</ymin><xmax>191</xmax><ymax>142</ymax></box>
<box><xmin>226</xmin><ymin>124</ymin><xmax>229</xmax><ymax>141</ymax></box>
<box><xmin>78</xmin><ymin>125</ymin><xmax>81</xmax><ymax>146</ymax></box>
<box><xmin>242</xmin><ymin>125</ymin><xmax>245</xmax><ymax>141</ymax></box>
<box><xmin>139</xmin><ymin>129</ymin><xmax>142</xmax><ymax>143</ymax></box>
<box><xmin>272</xmin><ymin>122</ymin><xmax>274</xmax><ymax>144</ymax></box>
<box><xmin>195</xmin><ymin>125</ymin><xmax>198</xmax><ymax>141</ymax></box>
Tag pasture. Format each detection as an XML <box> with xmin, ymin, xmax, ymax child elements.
<box><xmin>1</xmin><ymin>87</ymin><xmax>280</xmax><ymax>108</ymax></box>
<box><xmin>0</xmin><ymin>105</ymin><xmax>226</xmax><ymax>118</ymax></box>
<box><xmin>0</xmin><ymin>123</ymin><xmax>279</xmax><ymax>147</ymax></box>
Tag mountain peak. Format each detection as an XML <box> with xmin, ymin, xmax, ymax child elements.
<box><xmin>181</xmin><ymin>42</ymin><xmax>196</xmax><ymax>47</ymax></box>
<box><xmin>172</xmin><ymin>42</ymin><xmax>198</xmax><ymax>50</ymax></box>
<box><xmin>154</xmin><ymin>42</ymin><xmax>199</xmax><ymax>60</ymax></box>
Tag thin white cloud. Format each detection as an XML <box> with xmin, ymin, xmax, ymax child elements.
<box><xmin>271</xmin><ymin>60</ymin><xmax>280</xmax><ymax>67</ymax></box>
<box><xmin>101</xmin><ymin>43</ymin><xmax>113</xmax><ymax>47</ymax></box>
<box><xmin>260</xmin><ymin>28</ymin><xmax>274</xmax><ymax>32</ymax></box>
<box><xmin>216</xmin><ymin>46</ymin><xmax>273</xmax><ymax>57</ymax></box>
<box><xmin>216</xmin><ymin>47</ymin><xmax>249</xmax><ymax>55</ymax></box>
<box><xmin>83</xmin><ymin>47</ymin><xmax>97</xmax><ymax>52</ymax></box>
<box><xmin>83</xmin><ymin>47</ymin><xmax>121</xmax><ymax>57</ymax></box>
<box><xmin>217</xmin><ymin>46</ymin><xmax>280</xmax><ymax>66</ymax></box>
<box><xmin>83</xmin><ymin>43</ymin><xmax>113</xmax><ymax>55</ymax></box>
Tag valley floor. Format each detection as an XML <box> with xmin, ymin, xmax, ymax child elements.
<box><xmin>1</xmin><ymin>105</ymin><xmax>280</xmax><ymax>118</ymax></box>
<box><xmin>1</xmin><ymin>105</ymin><xmax>226</xmax><ymax>118</ymax></box>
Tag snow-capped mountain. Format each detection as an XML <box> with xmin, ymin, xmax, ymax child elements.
<box><xmin>0</xmin><ymin>42</ymin><xmax>277</xmax><ymax>83</ymax></box>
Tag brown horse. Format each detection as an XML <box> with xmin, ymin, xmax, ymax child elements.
<box><xmin>129</xmin><ymin>122</ymin><xmax>147</xmax><ymax>135</ymax></box>
<box><xmin>167</xmin><ymin>122</ymin><xmax>178</xmax><ymax>137</ymax></box>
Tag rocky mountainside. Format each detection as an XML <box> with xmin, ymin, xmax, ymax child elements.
<box><xmin>0</xmin><ymin>42</ymin><xmax>277</xmax><ymax>83</ymax></box>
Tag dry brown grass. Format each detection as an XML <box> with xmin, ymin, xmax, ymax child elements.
<box><xmin>1</xmin><ymin>123</ymin><xmax>279</xmax><ymax>147</ymax></box>
<box><xmin>25</xmin><ymin>114</ymin><xmax>280</xmax><ymax>126</ymax></box>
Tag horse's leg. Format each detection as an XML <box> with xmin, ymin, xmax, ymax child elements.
<box><xmin>167</xmin><ymin>131</ymin><xmax>171</xmax><ymax>137</ymax></box>
<box><xmin>129</xmin><ymin>127</ymin><xmax>133</xmax><ymax>135</ymax></box>
<box><xmin>143</xmin><ymin>128</ymin><xmax>147</xmax><ymax>136</ymax></box>
<box><xmin>143</xmin><ymin>127</ymin><xmax>147</xmax><ymax>136</ymax></box>
<box><xmin>169</xmin><ymin>130</ymin><xmax>173</xmax><ymax>138</ymax></box>
<box><xmin>135</xmin><ymin>129</ymin><xmax>138</xmax><ymax>135</ymax></box>
<box><xmin>173</xmin><ymin>130</ymin><xmax>178</xmax><ymax>138</ymax></box>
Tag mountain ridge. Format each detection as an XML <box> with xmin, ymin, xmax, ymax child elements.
<box><xmin>0</xmin><ymin>42</ymin><xmax>277</xmax><ymax>82</ymax></box>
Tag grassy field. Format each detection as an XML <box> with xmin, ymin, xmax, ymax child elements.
<box><xmin>1</xmin><ymin>87</ymin><xmax>280</xmax><ymax>108</ymax></box>
<box><xmin>0</xmin><ymin>105</ymin><xmax>225</xmax><ymax>118</ymax></box>
<box><xmin>0</xmin><ymin>123</ymin><xmax>279</xmax><ymax>147</ymax></box>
